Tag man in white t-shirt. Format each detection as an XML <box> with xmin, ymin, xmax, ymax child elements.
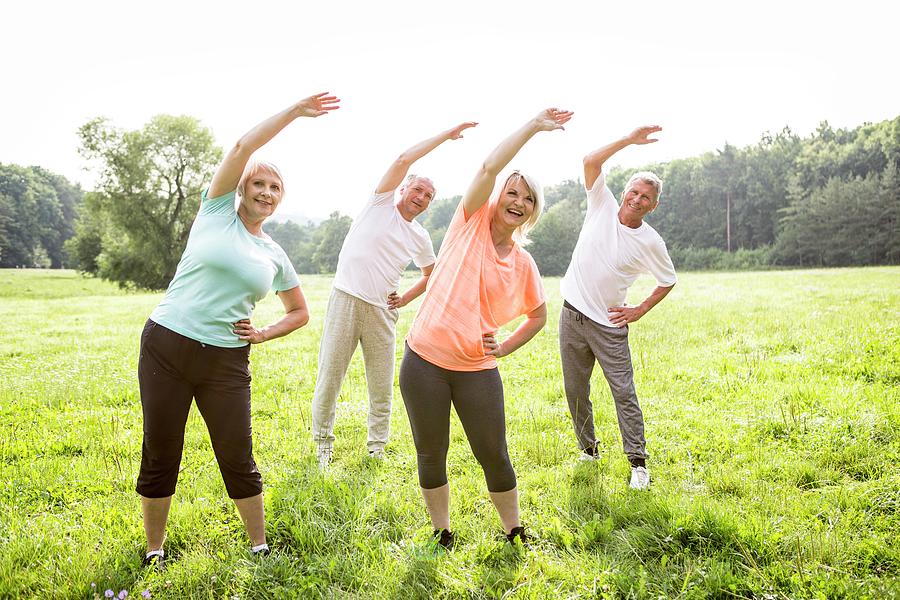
<box><xmin>559</xmin><ymin>125</ymin><xmax>677</xmax><ymax>490</ymax></box>
<box><xmin>312</xmin><ymin>122</ymin><xmax>477</xmax><ymax>467</ymax></box>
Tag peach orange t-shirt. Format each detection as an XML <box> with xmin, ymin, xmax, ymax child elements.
<box><xmin>406</xmin><ymin>199</ymin><xmax>545</xmax><ymax>371</ymax></box>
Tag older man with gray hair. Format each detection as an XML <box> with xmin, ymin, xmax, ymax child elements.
<box><xmin>559</xmin><ymin>125</ymin><xmax>676</xmax><ymax>489</ymax></box>
<box><xmin>311</xmin><ymin>121</ymin><xmax>476</xmax><ymax>467</ymax></box>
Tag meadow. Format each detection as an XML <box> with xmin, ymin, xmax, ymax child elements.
<box><xmin>0</xmin><ymin>267</ymin><xmax>898</xmax><ymax>599</ymax></box>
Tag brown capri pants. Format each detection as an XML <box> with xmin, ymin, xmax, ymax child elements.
<box><xmin>136</xmin><ymin>319</ymin><xmax>261</xmax><ymax>499</ymax></box>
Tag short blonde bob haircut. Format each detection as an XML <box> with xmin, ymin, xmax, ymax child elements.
<box><xmin>237</xmin><ymin>160</ymin><xmax>285</xmax><ymax>199</ymax></box>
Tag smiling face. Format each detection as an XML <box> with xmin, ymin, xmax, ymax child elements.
<box><xmin>495</xmin><ymin>177</ymin><xmax>536</xmax><ymax>231</ymax></box>
<box><xmin>238</xmin><ymin>163</ymin><xmax>284</xmax><ymax>223</ymax></box>
<box><xmin>397</xmin><ymin>176</ymin><xmax>435</xmax><ymax>221</ymax></box>
<box><xmin>618</xmin><ymin>179</ymin><xmax>659</xmax><ymax>226</ymax></box>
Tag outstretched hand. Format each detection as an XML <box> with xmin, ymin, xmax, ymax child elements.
<box><xmin>448</xmin><ymin>122</ymin><xmax>478</xmax><ymax>140</ymax></box>
<box><xmin>627</xmin><ymin>125</ymin><xmax>662</xmax><ymax>145</ymax></box>
<box><xmin>534</xmin><ymin>108</ymin><xmax>574</xmax><ymax>132</ymax></box>
<box><xmin>296</xmin><ymin>92</ymin><xmax>341</xmax><ymax>118</ymax></box>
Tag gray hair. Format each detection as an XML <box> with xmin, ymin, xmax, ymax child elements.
<box><xmin>625</xmin><ymin>171</ymin><xmax>663</xmax><ymax>200</ymax></box>
<box><xmin>402</xmin><ymin>174</ymin><xmax>436</xmax><ymax>198</ymax></box>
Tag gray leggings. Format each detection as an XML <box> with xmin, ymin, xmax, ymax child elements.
<box><xmin>399</xmin><ymin>343</ymin><xmax>516</xmax><ymax>492</ymax></box>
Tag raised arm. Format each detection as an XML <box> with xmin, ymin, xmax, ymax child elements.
<box><xmin>207</xmin><ymin>92</ymin><xmax>340</xmax><ymax>198</ymax></box>
<box><xmin>375</xmin><ymin>122</ymin><xmax>477</xmax><ymax>194</ymax></box>
<box><xmin>583</xmin><ymin>125</ymin><xmax>661</xmax><ymax>190</ymax></box>
<box><xmin>462</xmin><ymin>108</ymin><xmax>572</xmax><ymax>217</ymax></box>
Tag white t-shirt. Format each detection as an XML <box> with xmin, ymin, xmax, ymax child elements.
<box><xmin>332</xmin><ymin>189</ymin><xmax>436</xmax><ymax>308</ymax></box>
<box><xmin>560</xmin><ymin>172</ymin><xmax>677</xmax><ymax>327</ymax></box>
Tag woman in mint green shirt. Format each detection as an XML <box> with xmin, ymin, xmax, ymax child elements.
<box><xmin>137</xmin><ymin>92</ymin><xmax>340</xmax><ymax>566</ymax></box>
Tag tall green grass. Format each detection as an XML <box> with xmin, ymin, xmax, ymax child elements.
<box><xmin>1</xmin><ymin>267</ymin><xmax>898</xmax><ymax>598</ymax></box>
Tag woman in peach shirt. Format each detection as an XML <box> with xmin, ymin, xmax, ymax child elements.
<box><xmin>400</xmin><ymin>108</ymin><xmax>573</xmax><ymax>549</ymax></box>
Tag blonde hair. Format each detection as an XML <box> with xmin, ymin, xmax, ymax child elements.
<box><xmin>499</xmin><ymin>171</ymin><xmax>544</xmax><ymax>246</ymax></box>
<box><xmin>237</xmin><ymin>160</ymin><xmax>285</xmax><ymax>198</ymax></box>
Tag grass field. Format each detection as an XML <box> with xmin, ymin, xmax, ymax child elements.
<box><xmin>1</xmin><ymin>267</ymin><xmax>898</xmax><ymax>599</ymax></box>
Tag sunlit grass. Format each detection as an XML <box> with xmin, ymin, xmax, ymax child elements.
<box><xmin>1</xmin><ymin>267</ymin><xmax>898</xmax><ymax>598</ymax></box>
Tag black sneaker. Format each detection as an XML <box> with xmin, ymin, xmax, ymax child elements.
<box><xmin>141</xmin><ymin>552</ymin><xmax>165</xmax><ymax>569</ymax></box>
<box><xmin>251</xmin><ymin>547</ymin><xmax>271</xmax><ymax>558</ymax></box>
<box><xmin>432</xmin><ymin>528</ymin><xmax>455</xmax><ymax>550</ymax></box>
<box><xmin>505</xmin><ymin>526</ymin><xmax>528</xmax><ymax>546</ymax></box>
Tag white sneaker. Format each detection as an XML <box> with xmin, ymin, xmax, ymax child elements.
<box><xmin>316</xmin><ymin>446</ymin><xmax>333</xmax><ymax>469</ymax></box>
<box><xmin>629</xmin><ymin>466</ymin><xmax>651</xmax><ymax>490</ymax></box>
<box><xmin>576</xmin><ymin>451</ymin><xmax>598</xmax><ymax>462</ymax></box>
<box><xmin>368</xmin><ymin>449</ymin><xmax>385</xmax><ymax>460</ymax></box>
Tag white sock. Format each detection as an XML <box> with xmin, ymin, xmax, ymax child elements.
<box><xmin>251</xmin><ymin>543</ymin><xmax>269</xmax><ymax>554</ymax></box>
<box><xmin>145</xmin><ymin>549</ymin><xmax>164</xmax><ymax>559</ymax></box>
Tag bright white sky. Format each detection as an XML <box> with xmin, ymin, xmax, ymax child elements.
<box><xmin>2</xmin><ymin>0</ymin><xmax>897</xmax><ymax>220</ymax></box>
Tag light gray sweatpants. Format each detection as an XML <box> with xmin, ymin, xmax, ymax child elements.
<box><xmin>311</xmin><ymin>289</ymin><xmax>398</xmax><ymax>453</ymax></box>
<box><xmin>558</xmin><ymin>303</ymin><xmax>648</xmax><ymax>461</ymax></box>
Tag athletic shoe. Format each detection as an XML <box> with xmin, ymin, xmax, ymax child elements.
<box><xmin>577</xmin><ymin>451</ymin><xmax>598</xmax><ymax>462</ymax></box>
<box><xmin>629</xmin><ymin>466</ymin><xmax>651</xmax><ymax>490</ymax></box>
<box><xmin>141</xmin><ymin>551</ymin><xmax>164</xmax><ymax>569</ymax></box>
<box><xmin>251</xmin><ymin>546</ymin><xmax>271</xmax><ymax>558</ymax></box>
<box><xmin>505</xmin><ymin>526</ymin><xmax>528</xmax><ymax>546</ymax></box>
<box><xmin>316</xmin><ymin>446</ymin><xmax>333</xmax><ymax>469</ymax></box>
<box><xmin>368</xmin><ymin>449</ymin><xmax>385</xmax><ymax>460</ymax></box>
<box><xmin>432</xmin><ymin>528</ymin><xmax>455</xmax><ymax>550</ymax></box>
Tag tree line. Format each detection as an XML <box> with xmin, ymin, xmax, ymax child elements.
<box><xmin>0</xmin><ymin>165</ymin><xmax>82</xmax><ymax>269</ymax></box>
<box><xmin>409</xmin><ymin>116</ymin><xmax>899</xmax><ymax>276</ymax></box>
<box><xmin>604</xmin><ymin>118</ymin><xmax>900</xmax><ymax>272</ymax></box>
<box><xmin>2</xmin><ymin>115</ymin><xmax>896</xmax><ymax>287</ymax></box>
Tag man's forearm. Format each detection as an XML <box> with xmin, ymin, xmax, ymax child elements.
<box><xmin>584</xmin><ymin>126</ymin><xmax>661</xmax><ymax>189</ymax></box>
<box><xmin>396</xmin><ymin>129</ymin><xmax>456</xmax><ymax>166</ymax></box>
<box><xmin>638</xmin><ymin>284</ymin><xmax>675</xmax><ymax>316</ymax></box>
<box><xmin>400</xmin><ymin>275</ymin><xmax>430</xmax><ymax>305</ymax></box>
<box><xmin>584</xmin><ymin>136</ymin><xmax>632</xmax><ymax>172</ymax></box>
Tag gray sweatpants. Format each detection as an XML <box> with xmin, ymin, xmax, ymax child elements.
<box><xmin>311</xmin><ymin>289</ymin><xmax>398</xmax><ymax>453</ymax></box>
<box><xmin>558</xmin><ymin>304</ymin><xmax>647</xmax><ymax>461</ymax></box>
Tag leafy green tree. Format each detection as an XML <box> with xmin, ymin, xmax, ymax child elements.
<box><xmin>543</xmin><ymin>179</ymin><xmax>583</xmax><ymax>210</ymax></box>
<box><xmin>0</xmin><ymin>164</ymin><xmax>81</xmax><ymax>268</ymax></box>
<box><xmin>312</xmin><ymin>211</ymin><xmax>352</xmax><ymax>273</ymax></box>
<box><xmin>775</xmin><ymin>165</ymin><xmax>900</xmax><ymax>266</ymax></box>
<box><xmin>419</xmin><ymin>195</ymin><xmax>458</xmax><ymax>254</ymax></box>
<box><xmin>529</xmin><ymin>197</ymin><xmax>585</xmax><ymax>276</ymax></box>
<box><xmin>738</xmin><ymin>128</ymin><xmax>802</xmax><ymax>249</ymax></box>
<box><xmin>635</xmin><ymin>158</ymin><xmax>711</xmax><ymax>249</ymax></box>
<box><xmin>64</xmin><ymin>204</ymin><xmax>106</xmax><ymax>275</ymax></box>
<box><xmin>792</xmin><ymin>117</ymin><xmax>900</xmax><ymax>192</ymax></box>
<box><xmin>875</xmin><ymin>162</ymin><xmax>900</xmax><ymax>264</ymax></box>
<box><xmin>265</xmin><ymin>219</ymin><xmax>321</xmax><ymax>274</ymax></box>
<box><xmin>32</xmin><ymin>167</ymin><xmax>82</xmax><ymax>267</ymax></box>
<box><xmin>0</xmin><ymin>192</ymin><xmax>13</xmax><ymax>265</ymax></box>
<box><xmin>0</xmin><ymin>165</ymin><xmax>43</xmax><ymax>267</ymax></box>
<box><xmin>73</xmin><ymin>115</ymin><xmax>221</xmax><ymax>288</ymax></box>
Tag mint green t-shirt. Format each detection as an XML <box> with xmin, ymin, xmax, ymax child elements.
<box><xmin>149</xmin><ymin>189</ymin><xmax>300</xmax><ymax>347</ymax></box>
